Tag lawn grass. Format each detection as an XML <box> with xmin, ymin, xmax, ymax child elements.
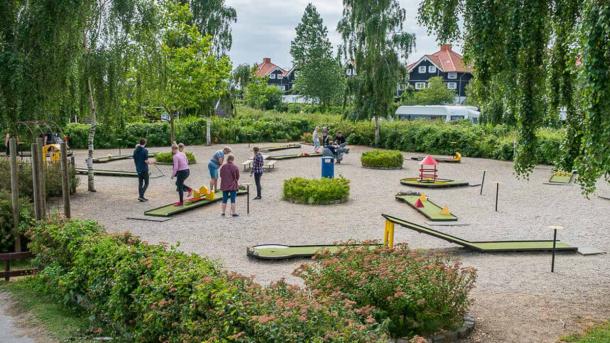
<box><xmin>0</xmin><ymin>277</ymin><xmax>94</xmax><ymax>342</ymax></box>
<box><xmin>562</xmin><ymin>321</ymin><xmax>610</xmax><ymax>343</ymax></box>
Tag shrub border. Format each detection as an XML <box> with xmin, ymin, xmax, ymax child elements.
<box><xmin>398</xmin><ymin>313</ymin><xmax>475</xmax><ymax>343</ymax></box>
<box><xmin>284</xmin><ymin>197</ymin><xmax>349</xmax><ymax>205</ymax></box>
<box><xmin>361</xmin><ymin>165</ymin><xmax>404</xmax><ymax>170</ymax></box>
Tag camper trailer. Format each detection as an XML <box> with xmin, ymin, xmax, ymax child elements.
<box><xmin>395</xmin><ymin>105</ymin><xmax>480</xmax><ymax>123</ymax></box>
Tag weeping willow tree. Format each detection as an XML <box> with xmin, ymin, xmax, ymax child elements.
<box><xmin>338</xmin><ymin>0</ymin><xmax>415</xmax><ymax>146</ymax></box>
<box><xmin>419</xmin><ymin>0</ymin><xmax>610</xmax><ymax>193</ymax></box>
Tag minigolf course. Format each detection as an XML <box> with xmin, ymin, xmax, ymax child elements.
<box><xmin>266</xmin><ymin>152</ymin><xmax>322</xmax><ymax>160</ymax></box>
<box><xmin>382</xmin><ymin>214</ymin><xmax>577</xmax><ymax>252</ymax></box>
<box><xmin>247</xmin><ymin>243</ymin><xmax>382</xmax><ymax>260</ymax></box>
<box><xmin>259</xmin><ymin>143</ymin><xmax>301</xmax><ymax>152</ymax></box>
<box><xmin>548</xmin><ymin>170</ymin><xmax>575</xmax><ymax>184</ymax></box>
<box><xmin>92</xmin><ymin>154</ymin><xmax>133</xmax><ymax>163</ymax></box>
<box><xmin>411</xmin><ymin>152</ymin><xmax>461</xmax><ymax>163</ymax></box>
<box><xmin>75</xmin><ymin>168</ymin><xmax>139</xmax><ymax>177</ymax></box>
<box><xmin>401</xmin><ymin>155</ymin><xmax>468</xmax><ymax>188</ymax></box>
<box><xmin>395</xmin><ymin>192</ymin><xmax>457</xmax><ymax>221</ymax></box>
<box><xmin>145</xmin><ymin>187</ymin><xmax>247</xmax><ymax>217</ymax></box>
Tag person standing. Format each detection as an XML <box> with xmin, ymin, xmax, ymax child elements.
<box><xmin>312</xmin><ymin>127</ymin><xmax>320</xmax><ymax>153</ymax></box>
<box><xmin>172</xmin><ymin>143</ymin><xmax>192</xmax><ymax>206</ymax></box>
<box><xmin>219</xmin><ymin>154</ymin><xmax>240</xmax><ymax>217</ymax></box>
<box><xmin>133</xmin><ymin>138</ymin><xmax>151</xmax><ymax>202</ymax></box>
<box><xmin>208</xmin><ymin>146</ymin><xmax>232</xmax><ymax>192</ymax></box>
<box><xmin>250</xmin><ymin>147</ymin><xmax>264</xmax><ymax>199</ymax></box>
<box><xmin>322</xmin><ymin>127</ymin><xmax>330</xmax><ymax>147</ymax></box>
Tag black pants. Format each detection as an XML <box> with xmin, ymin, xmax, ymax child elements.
<box><xmin>175</xmin><ymin>169</ymin><xmax>192</xmax><ymax>203</ymax></box>
<box><xmin>138</xmin><ymin>171</ymin><xmax>149</xmax><ymax>198</ymax></box>
<box><xmin>254</xmin><ymin>172</ymin><xmax>262</xmax><ymax>197</ymax></box>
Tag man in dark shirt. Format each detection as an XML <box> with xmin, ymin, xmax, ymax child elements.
<box><xmin>133</xmin><ymin>138</ymin><xmax>150</xmax><ymax>202</ymax></box>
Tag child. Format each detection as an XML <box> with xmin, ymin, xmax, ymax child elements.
<box><xmin>171</xmin><ymin>143</ymin><xmax>192</xmax><ymax>206</ymax></box>
<box><xmin>219</xmin><ymin>154</ymin><xmax>240</xmax><ymax>217</ymax></box>
<box><xmin>251</xmin><ymin>147</ymin><xmax>264</xmax><ymax>199</ymax></box>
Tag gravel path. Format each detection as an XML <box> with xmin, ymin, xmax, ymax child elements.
<box><xmin>61</xmin><ymin>143</ymin><xmax>610</xmax><ymax>343</ymax></box>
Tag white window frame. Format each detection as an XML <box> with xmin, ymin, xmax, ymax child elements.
<box><xmin>418</xmin><ymin>66</ymin><xmax>426</xmax><ymax>73</ymax></box>
<box><xmin>428</xmin><ymin>66</ymin><xmax>437</xmax><ymax>73</ymax></box>
<box><xmin>269</xmin><ymin>73</ymin><xmax>276</xmax><ymax>79</ymax></box>
<box><xmin>276</xmin><ymin>73</ymin><xmax>283</xmax><ymax>80</ymax></box>
<box><xmin>415</xmin><ymin>82</ymin><xmax>426</xmax><ymax>90</ymax></box>
<box><xmin>447</xmin><ymin>72</ymin><xmax>457</xmax><ymax>79</ymax></box>
<box><xmin>447</xmin><ymin>82</ymin><xmax>457</xmax><ymax>90</ymax></box>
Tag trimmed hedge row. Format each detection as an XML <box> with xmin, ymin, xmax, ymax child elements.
<box><xmin>154</xmin><ymin>151</ymin><xmax>197</xmax><ymax>164</ymax></box>
<box><xmin>361</xmin><ymin>150</ymin><xmax>404</xmax><ymax>169</ymax></box>
<box><xmin>64</xmin><ymin>107</ymin><xmax>565</xmax><ymax>165</ymax></box>
<box><xmin>283</xmin><ymin>177</ymin><xmax>350</xmax><ymax>205</ymax></box>
<box><xmin>29</xmin><ymin>220</ymin><xmax>386</xmax><ymax>342</ymax></box>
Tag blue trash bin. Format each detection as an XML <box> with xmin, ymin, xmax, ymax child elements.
<box><xmin>321</xmin><ymin>156</ymin><xmax>334</xmax><ymax>178</ymax></box>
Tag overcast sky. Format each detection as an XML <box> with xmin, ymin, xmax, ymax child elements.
<box><xmin>226</xmin><ymin>0</ymin><xmax>456</xmax><ymax>69</ymax></box>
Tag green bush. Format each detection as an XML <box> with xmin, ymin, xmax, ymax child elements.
<box><xmin>283</xmin><ymin>177</ymin><xmax>350</xmax><ymax>205</ymax></box>
<box><xmin>28</xmin><ymin>220</ymin><xmax>386</xmax><ymax>342</ymax></box>
<box><xmin>0</xmin><ymin>191</ymin><xmax>34</xmax><ymax>252</ymax></box>
<box><xmin>295</xmin><ymin>244</ymin><xmax>477</xmax><ymax>338</ymax></box>
<box><xmin>361</xmin><ymin>150</ymin><xmax>404</xmax><ymax>169</ymax></box>
<box><xmin>154</xmin><ymin>151</ymin><xmax>197</xmax><ymax>164</ymax></box>
<box><xmin>0</xmin><ymin>160</ymin><xmax>78</xmax><ymax>201</ymax></box>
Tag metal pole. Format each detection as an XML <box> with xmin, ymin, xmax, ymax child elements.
<box><xmin>9</xmin><ymin>138</ymin><xmax>21</xmax><ymax>251</ymax></box>
<box><xmin>30</xmin><ymin>143</ymin><xmax>41</xmax><ymax>220</ymax></box>
<box><xmin>551</xmin><ymin>229</ymin><xmax>557</xmax><ymax>273</ymax></box>
<box><xmin>206</xmin><ymin>117</ymin><xmax>211</xmax><ymax>146</ymax></box>
<box><xmin>36</xmin><ymin>137</ymin><xmax>46</xmax><ymax>219</ymax></box>
<box><xmin>60</xmin><ymin>143</ymin><xmax>71</xmax><ymax>218</ymax></box>
<box><xmin>246</xmin><ymin>184</ymin><xmax>250</xmax><ymax>215</ymax></box>
<box><xmin>480</xmin><ymin>170</ymin><xmax>486</xmax><ymax>195</ymax></box>
<box><xmin>495</xmin><ymin>182</ymin><xmax>499</xmax><ymax>212</ymax></box>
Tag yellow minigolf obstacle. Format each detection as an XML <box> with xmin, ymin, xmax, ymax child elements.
<box><xmin>206</xmin><ymin>191</ymin><xmax>215</xmax><ymax>201</ymax></box>
<box><xmin>453</xmin><ymin>152</ymin><xmax>462</xmax><ymax>161</ymax></box>
<box><xmin>419</xmin><ymin>193</ymin><xmax>427</xmax><ymax>203</ymax></box>
<box><xmin>383</xmin><ymin>220</ymin><xmax>395</xmax><ymax>248</ymax></box>
<box><xmin>440</xmin><ymin>206</ymin><xmax>450</xmax><ymax>216</ymax></box>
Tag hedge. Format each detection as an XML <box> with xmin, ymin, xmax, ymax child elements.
<box><xmin>0</xmin><ymin>192</ymin><xmax>34</xmax><ymax>252</ymax></box>
<box><xmin>154</xmin><ymin>151</ymin><xmax>197</xmax><ymax>165</ymax></box>
<box><xmin>28</xmin><ymin>220</ymin><xmax>387</xmax><ymax>342</ymax></box>
<box><xmin>361</xmin><ymin>150</ymin><xmax>404</xmax><ymax>169</ymax></box>
<box><xmin>283</xmin><ymin>177</ymin><xmax>350</xmax><ymax>205</ymax></box>
<box><xmin>63</xmin><ymin>106</ymin><xmax>565</xmax><ymax>166</ymax></box>
<box><xmin>0</xmin><ymin>160</ymin><xmax>78</xmax><ymax>200</ymax></box>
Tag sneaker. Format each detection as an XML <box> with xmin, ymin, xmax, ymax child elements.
<box><xmin>253</xmin><ymin>196</ymin><xmax>261</xmax><ymax>200</ymax></box>
<box><xmin>232</xmin><ymin>213</ymin><xmax>239</xmax><ymax>217</ymax></box>
<box><xmin>174</xmin><ymin>201</ymin><xmax>183</xmax><ymax>206</ymax></box>
<box><xmin>142</xmin><ymin>197</ymin><xmax>149</xmax><ymax>202</ymax></box>
<box><xmin>138</xmin><ymin>197</ymin><xmax>145</xmax><ymax>202</ymax></box>
<box><xmin>186</xmin><ymin>189</ymin><xmax>192</xmax><ymax>197</ymax></box>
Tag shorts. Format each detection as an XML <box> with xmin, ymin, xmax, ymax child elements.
<box><xmin>222</xmin><ymin>190</ymin><xmax>237</xmax><ymax>204</ymax></box>
<box><xmin>208</xmin><ymin>162</ymin><xmax>219</xmax><ymax>179</ymax></box>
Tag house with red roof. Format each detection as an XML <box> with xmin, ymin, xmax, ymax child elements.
<box><xmin>255</xmin><ymin>57</ymin><xmax>295</xmax><ymax>92</ymax></box>
<box><xmin>406</xmin><ymin>44</ymin><xmax>473</xmax><ymax>103</ymax></box>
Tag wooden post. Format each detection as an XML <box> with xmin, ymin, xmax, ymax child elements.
<box><xmin>247</xmin><ymin>184</ymin><xmax>250</xmax><ymax>215</ymax></box>
<box><xmin>495</xmin><ymin>182</ymin><xmax>499</xmax><ymax>212</ymax></box>
<box><xmin>31</xmin><ymin>143</ymin><xmax>41</xmax><ymax>220</ymax></box>
<box><xmin>9</xmin><ymin>138</ymin><xmax>21</xmax><ymax>252</ymax></box>
<box><xmin>36</xmin><ymin>137</ymin><xmax>47</xmax><ymax>219</ymax></box>
<box><xmin>480</xmin><ymin>170</ymin><xmax>486</xmax><ymax>195</ymax></box>
<box><xmin>551</xmin><ymin>228</ymin><xmax>557</xmax><ymax>273</ymax></box>
<box><xmin>60</xmin><ymin>143</ymin><xmax>71</xmax><ymax>218</ymax></box>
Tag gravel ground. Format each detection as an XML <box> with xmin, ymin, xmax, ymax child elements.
<box><xmin>59</xmin><ymin>143</ymin><xmax>610</xmax><ymax>343</ymax></box>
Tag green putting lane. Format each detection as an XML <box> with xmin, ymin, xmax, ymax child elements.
<box><xmin>247</xmin><ymin>244</ymin><xmax>383</xmax><ymax>260</ymax></box>
<box><xmin>145</xmin><ymin>189</ymin><xmax>247</xmax><ymax>217</ymax></box>
<box><xmin>75</xmin><ymin>168</ymin><xmax>138</xmax><ymax>177</ymax></box>
<box><xmin>400</xmin><ymin>177</ymin><xmax>469</xmax><ymax>188</ymax></box>
<box><xmin>267</xmin><ymin>152</ymin><xmax>322</xmax><ymax>160</ymax></box>
<box><xmin>260</xmin><ymin>143</ymin><xmax>301</xmax><ymax>152</ymax></box>
<box><xmin>411</xmin><ymin>156</ymin><xmax>460</xmax><ymax>163</ymax></box>
<box><xmin>395</xmin><ymin>194</ymin><xmax>457</xmax><ymax>221</ymax></box>
<box><xmin>549</xmin><ymin>172</ymin><xmax>574</xmax><ymax>184</ymax></box>
<box><xmin>92</xmin><ymin>155</ymin><xmax>133</xmax><ymax>163</ymax></box>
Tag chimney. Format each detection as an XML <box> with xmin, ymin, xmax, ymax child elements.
<box><xmin>440</xmin><ymin>44</ymin><xmax>452</xmax><ymax>51</ymax></box>
<box><xmin>263</xmin><ymin>57</ymin><xmax>271</xmax><ymax>64</ymax></box>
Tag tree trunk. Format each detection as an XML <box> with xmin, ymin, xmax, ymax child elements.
<box><xmin>86</xmin><ymin>77</ymin><xmax>97</xmax><ymax>192</ymax></box>
<box><xmin>206</xmin><ymin>116</ymin><xmax>211</xmax><ymax>145</ymax></box>
<box><xmin>374</xmin><ymin>116</ymin><xmax>380</xmax><ymax>147</ymax></box>
<box><xmin>170</xmin><ymin>113</ymin><xmax>176</xmax><ymax>144</ymax></box>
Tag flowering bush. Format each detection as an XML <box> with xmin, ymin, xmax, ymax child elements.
<box><xmin>28</xmin><ymin>220</ymin><xmax>386</xmax><ymax>342</ymax></box>
<box><xmin>283</xmin><ymin>177</ymin><xmax>350</xmax><ymax>205</ymax></box>
<box><xmin>294</xmin><ymin>244</ymin><xmax>477</xmax><ymax>338</ymax></box>
<box><xmin>154</xmin><ymin>151</ymin><xmax>197</xmax><ymax>164</ymax></box>
<box><xmin>361</xmin><ymin>150</ymin><xmax>404</xmax><ymax>169</ymax></box>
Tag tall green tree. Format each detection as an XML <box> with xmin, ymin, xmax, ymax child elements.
<box><xmin>291</xmin><ymin>4</ymin><xmax>345</xmax><ymax>107</ymax></box>
<box><xmin>338</xmin><ymin>0</ymin><xmax>415</xmax><ymax>146</ymax></box>
<box><xmin>186</xmin><ymin>0</ymin><xmax>237</xmax><ymax>54</ymax></box>
<box><xmin>232</xmin><ymin>63</ymin><xmax>255</xmax><ymax>94</ymax></box>
<box><xmin>419</xmin><ymin>0</ymin><xmax>610</xmax><ymax>193</ymax></box>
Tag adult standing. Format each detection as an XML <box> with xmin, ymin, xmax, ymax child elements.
<box><xmin>133</xmin><ymin>138</ymin><xmax>151</xmax><ymax>202</ymax></box>
<box><xmin>208</xmin><ymin>146</ymin><xmax>232</xmax><ymax>192</ymax></box>
<box><xmin>312</xmin><ymin>126</ymin><xmax>320</xmax><ymax>153</ymax></box>
<box><xmin>334</xmin><ymin>131</ymin><xmax>346</xmax><ymax>146</ymax></box>
<box><xmin>322</xmin><ymin>127</ymin><xmax>330</xmax><ymax>147</ymax></box>
<box><xmin>219</xmin><ymin>154</ymin><xmax>240</xmax><ymax>217</ymax></box>
<box><xmin>172</xmin><ymin>143</ymin><xmax>192</xmax><ymax>206</ymax></box>
<box><xmin>251</xmin><ymin>147</ymin><xmax>264</xmax><ymax>199</ymax></box>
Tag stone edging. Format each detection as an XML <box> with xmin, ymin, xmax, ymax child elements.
<box><xmin>396</xmin><ymin>313</ymin><xmax>475</xmax><ymax>343</ymax></box>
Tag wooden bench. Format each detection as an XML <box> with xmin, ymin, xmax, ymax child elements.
<box><xmin>242</xmin><ymin>160</ymin><xmax>276</xmax><ymax>172</ymax></box>
<box><xmin>1</xmin><ymin>251</ymin><xmax>37</xmax><ymax>281</ymax></box>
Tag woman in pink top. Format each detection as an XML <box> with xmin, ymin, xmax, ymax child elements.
<box><xmin>219</xmin><ymin>154</ymin><xmax>240</xmax><ymax>217</ymax></box>
<box><xmin>171</xmin><ymin>143</ymin><xmax>192</xmax><ymax>206</ymax></box>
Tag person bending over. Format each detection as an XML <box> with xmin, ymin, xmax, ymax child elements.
<box><xmin>208</xmin><ymin>146</ymin><xmax>232</xmax><ymax>192</ymax></box>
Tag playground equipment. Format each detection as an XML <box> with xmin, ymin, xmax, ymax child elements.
<box><xmin>548</xmin><ymin>170</ymin><xmax>575</xmax><ymax>184</ymax></box>
<box><xmin>395</xmin><ymin>192</ymin><xmax>457</xmax><ymax>221</ymax></box>
<box><xmin>267</xmin><ymin>152</ymin><xmax>322</xmax><ymax>160</ymax></box>
<box><xmin>144</xmin><ymin>187</ymin><xmax>247</xmax><ymax>217</ymax></box>
<box><xmin>411</xmin><ymin>152</ymin><xmax>461</xmax><ymax>163</ymax></box>
<box><xmin>381</xmin><ymin>214</ymin><xmax>577</xmax><ymax>252</ymax></box>
<box><xmin>259</xmin><ymin>143</ymin><xmax>301</xmax><ymax>152</ymax></box>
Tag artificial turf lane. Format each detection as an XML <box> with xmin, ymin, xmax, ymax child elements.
<box><xmin>266</xmin><ymin>152</ymin><xmax>322</xmax><ymax>160</ymax></box>
<box><xmin>144</xmin><ymin>189</ymin><xmax>247</xmax><ymax>217</ymax></box>
<box><xmin>259</xmin><ymin>143</ymin><xmax>301</xmax><ymax>152</ymax></box>
<box><xmin>400</xmin><ymin>177</ymin><xmax>469</xmax><ymax>188</ymax></box>
<box><xmin>395</xmin><ymin>193</ymin><xmax>457</xmax><ymax>221</ymax></box>
<box><xmin>92</xmin><ymin>154</ymin><xmax>133</xmax><ymax>163</ymax></box>
<box><xmin>549</xmin><ymin>172</ymin><xmax>574</xmax><ymax>184</ymax></box>
<box><xmin>247</xmin><ymin>244</ymin><xmax>382</xmax><ymax>260</ymax></box>
<box><xmin>410</xmin><ymin>156</ymin><xmax>460</xmax><ymax>163</ymax></box>
<box><xmin>75</xmin><ymin>168</ymin><xmax>139</xmax><ymax>177</ymax></box>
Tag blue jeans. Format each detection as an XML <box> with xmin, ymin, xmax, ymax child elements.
<box><xmin>222</xmin><ymin>190</ymin><xmax>237</xmax><ymax>204</ymax></box>
<box><xmin>208</xmin><ymin>162</ymin><xmax>219</xmax><ymax>179</ymax></box>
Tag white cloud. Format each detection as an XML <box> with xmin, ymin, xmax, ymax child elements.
<box><xmin>226</xmin><ymin>0</ymin><xmax>455</xmax><ymax>68</ymax></box>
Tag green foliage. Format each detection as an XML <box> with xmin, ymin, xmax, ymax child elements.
<box><xmin>402</xmin><ymin>77</ymin><xmax>456</xmax><ymax>105</ymax></box>
<box><xmin>232</xmin><ymin>64</ymin><xmax>255</xmax><ymax>94</ymax></box>
<box><xmin>188</xmin><ymin>0</ymin><xmax>236</xmax><ymax>55</ymax></box>
<box><xmin>562</xmin><ymin>321</ymin><xmax>610</xmax><ymax>343</ymax></box>
<box><xmin>154</xmin><ymin>151</ymin><xmax>197</xmax><ymax>164</ymax></box>
<box><xmin>0</xmin><ymin>191</ymin><xmax>34</xmax><ymax>252</ymax></box>
<box><xmin>283</xmin><ymin>177</ymin><xmax>350</xmax><ymax>205</ymax></box>
<box><xmin>361</xmin><ymin>150</ymin><xmax>404</xmax><ymax>169</ymax></box>
<box><xmin>244</xmin><ymin>78</ymin><xmax>282</xmax><ymax>110</ymax></box>
<box><xmin>0</xmin><ymin>160</ymin><xmax>78</xmax><ymax>201</ymax></box>
<box><xmin>295</xmin><ymin>245</ymin><xmax>477</xmax><ymax>338</ymax></box>
<box><xmin>28</xmin><ymin>219</ymin><xmax>386</xmax><ymax>341</ymax></box>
